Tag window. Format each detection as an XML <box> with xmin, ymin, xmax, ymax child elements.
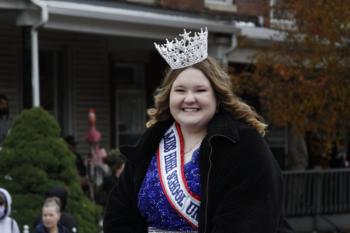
<box><xmin>115</xmin><ymin>89</ymin><xmax>146</xmax><ymax>146</ymax></box>
<box><xmin>111</xmin><ymin>62</ymin><xmax>146</xmax><ymax>146</ymax></box>
<box><xmin>206</xmin><ymin>0</ymin><xmax>234</xmax><ymax>4</ymax></box>
<box><xmin>270</xmin><ymin>0</ymin><xmax>294</xmax><ymax>27</ymax></box>
<box><xmin>126</xmin><ymin>0</ymin><xmax>157</xmax><ymax>4</ymax></box>
<box><xmin>205</xmin><ymin>0</ymin><xmax>236</xmax><ymax>12</ymax></box>
<box><xmin>23</xmin><ymin>50</ymin><xmax>67</xmax><ymax>132</ymax></box>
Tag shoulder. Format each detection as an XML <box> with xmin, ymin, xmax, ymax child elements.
<box><xmin>60</xmin><ymin>212</ymin><xmax>77</xmax><ymax>227</ymax></box>
<box><xmin>212</xmin><ymin>117</ymin><xmax>278</xmax><ymax>173</ymax></box>
<box><xmin>0</xmin><ymin>217</ymin><xmax>13</xmax><ymax>227</ymax></box>
<box><xmin>120</xmin><ymin>118</ymin><xmax>173</xmax><ymax>164</ymax></box>
<box><xmin>11</xmin><ymin>218</ymin><xmax>20</xmax><ymax>233</ymax></box>
<box><xmin>235</xmin><ymin>121</ymin><xmax>266</xmax><ymax>148</ymax></box>
<box><xmin>35</xmin><ymin>222</ymin><xmax>47</xmax><ymax>233</ymax></box>
<box><xmin>58</xmin><ymin>223</ymin><xmax>70</xmax><ymax>233</ymax></box>
<box><xmin>234</xmin><ymin>123</ymin><xmax>275</xmax><ymax>166</ymax></box>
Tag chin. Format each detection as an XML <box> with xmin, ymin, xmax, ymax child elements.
<box><xmin>181</xmin><ymin>121</ymin><xmax>206</xmax><ymax>129</ymax></box>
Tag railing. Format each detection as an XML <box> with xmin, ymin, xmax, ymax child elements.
<box><xmin>282</xmin><ymin>168</ymin><xmax>350</xmax><ymax>217</ymax></box>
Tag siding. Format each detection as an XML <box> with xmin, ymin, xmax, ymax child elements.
<box><xmin>0</xmin><ymin>25</ymin><xmax>22</xmax><ymax>120</ymax></box>
<box><xmin>40</xmin><ymin>30</ymin><xmax>111</xmax><ymax>155</ymax></box>
<box><xmin>236</xmin><ymin>0</ymin><xmax>270</xmax><ymax>26</ymax></box>
<box><xmin>0</xmin><ymin>26</ymin><xmax>111</xmax><ymax>155</ymax></box>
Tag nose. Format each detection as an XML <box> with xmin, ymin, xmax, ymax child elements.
<box><xmin>184</xmin><ymin>91</ymin><xmax>196</xmax><ymax>103</ymax></box>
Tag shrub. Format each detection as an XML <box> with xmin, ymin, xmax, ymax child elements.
<box><xmin>0</xmin><ymin>107</ymin><xmax>101</xmax><ymax>233</ymax></box>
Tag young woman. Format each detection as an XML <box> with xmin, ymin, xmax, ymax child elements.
<box><xmin>103</xmin><ymin>28</ymin><xmax>294</xmax><ymax>233</ymax></box>
<box><xmin>35</xmin><ymin>198</ymin><xmax>68</xmax><ymax>233</ymax></box>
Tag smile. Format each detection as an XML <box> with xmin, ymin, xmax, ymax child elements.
<box><xmin>182</xmin><ymin>108</ymin><xmax>200</xmax><ymax>112</ymax></box>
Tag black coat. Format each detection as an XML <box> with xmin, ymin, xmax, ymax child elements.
<box><xmin>34</xmin><ymin>223</ymin><xmax>68</xmax><ymax>233</ymax></box>
<box><xmin>103</xmin><ymin>112</ymin><xmax>294</xmax><ymax>233</ymax></box>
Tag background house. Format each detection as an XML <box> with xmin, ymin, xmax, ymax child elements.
<box><xmin>1</xmin><ymin>0</ymin><xmax>287</xmax><ymax>160</ymax></box>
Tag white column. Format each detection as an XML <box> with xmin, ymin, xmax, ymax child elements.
<box><xmin>31</xmin><ymin>27</ymin><xmax>40</xmax><ymax>107</ymax></box>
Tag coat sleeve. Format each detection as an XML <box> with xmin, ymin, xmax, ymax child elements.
<box><xmin>210</xmin><ymin>127</ymin><xmax>291</xmax><ymax>233</ymax></box>
<box><xmin>103</xmin><ymin>161</ymin><xmax>147</xmax><ymax>233</ymax></box>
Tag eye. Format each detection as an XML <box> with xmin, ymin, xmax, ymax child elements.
<box><xmin>196</xmin><ymin>88</ymin><xmax>207</xmax><ymax>92</ymax></box>
<box><xmin>174</xmin><ymin>88</ymin><xmax>185</xmax><ymax>92</ymax></box>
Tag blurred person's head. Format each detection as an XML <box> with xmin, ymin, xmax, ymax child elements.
<box><xmin>104</xmin><ymin>152</ymin><xmax>126</xmax><ymax>178</ymax></box>
<box><xmin>0</xmin><ymin>95</ymin><xmax>9</xmax><ymax>120</ymax></box>
<box><xmin>0</xmin><ymin>188</ymin><xmax>12</xmax><ymax>221</ymax></box>
<box><xmin>42</xmin><ymin>197</ymin><xmax>61</xmax><ymax>230</ymax></box>
<box><xmin>64</xmin><ymin>135</ymin><xmax>78</xmax><ymax>151</ymax></box>
<box><xmin>0</xmin><ymin>187</ymin><xmax>12</xmax><ymax>220</ymax></box>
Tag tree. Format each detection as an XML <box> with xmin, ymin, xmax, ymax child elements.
<box><xmin>0</xmin><ymin>107</ymin><xmax>101</xmax><ymax>232</ymax></box>
<box><xmin>232</xmin><ymin>0</ymin><xmax>350</xmax><ymax>167</ymax></box>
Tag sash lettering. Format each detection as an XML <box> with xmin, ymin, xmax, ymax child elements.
<box><xmin>157</xmin><ymin>123</ymin><xmax>201</xmax><ymax>229</ymax></box>
<box><xmin>163</xmin><ymin>130</ymin><xmax>177</xmax><ymax>152</ymax></box>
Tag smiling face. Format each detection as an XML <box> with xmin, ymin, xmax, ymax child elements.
<box><xmin>169</xmin><ymin>67</ymin><xmax>217</xmax><ymax>133</ymax></box>
<box><xmin>42</xmin><ymin>206</ymin><xmax>60</xmax><ymax>230</ymax></box>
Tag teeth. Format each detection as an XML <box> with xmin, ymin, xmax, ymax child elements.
<box><xmin>183</xmin><ymin>108</ymin><xmax>199</xmax><ymax>112</ymax></box>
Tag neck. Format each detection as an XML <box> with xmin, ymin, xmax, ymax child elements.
<box><xmin>48</xmin><ymin>226</ymin><xmax>58</xmax><ymax>233</ymax></box>
<box><xmin>179</xmin><ymin>125</ymin><xmax>206</xmax><ymax>153</ymax></box>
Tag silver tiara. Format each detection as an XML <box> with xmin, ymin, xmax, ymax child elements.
<box><xmin>154</xmin><ymin>28</ymin><xmax>208</xmax><ymax>70</ymax></box>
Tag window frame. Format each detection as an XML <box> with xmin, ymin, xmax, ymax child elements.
<box><xmin>269</xmin><ymin>0</ymin><xmax>295</xmax><ymax>28</ymax></box>
<box><xmin>205</xmin><ymin>0</ymin><xmax>236</xmax><ymax>12</ymax></box>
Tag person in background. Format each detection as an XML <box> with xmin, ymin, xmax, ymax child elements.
<box><xmin>34</xmin><ymin>198</ymin><xmax>68</xmax><ymax>233</ymax></box>
<box><xmin>64</xmin><ymin>135</ymin><xmax>90</xmax><ymax>196</ymax></box>
<box><xmin>0</xmin><ymin>95</ymin><xmax>11</xmax><ymax>146</ymax></box>
<box><xmin>0</xmin><ymin>187</ymin><xmax>20</xmax><ymax>233</ymax></box>
<box><xmin>95</xmin><ymin>151</ymin><xmax>126</xmax><ymax>206</ymax></box>
<box><xmin>103</xmin><ymin>28</ymin><xmax>294</xmax><ymax>233</ymax></box>
<box><xmin>64</xmin><ymin>135</ymin><xmax>90</xmax><ymax>195</ymax></box>
<box><xmin>34</xmin><ymin>186</ymin><xmax>77</xmax><ymax>233</ymax></box>
<box><xmin>64</xmin><ymin>135</ymin><xmax>87</xmax><ymax>178</ymax></box>
<box><xmin>103</xmin><ymin>151</ymin><xmax>127</xmax><ymax>193</ymax></box>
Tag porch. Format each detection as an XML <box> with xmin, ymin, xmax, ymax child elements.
<box><xmin>283</xmin><ymin>168</ymin><xmax>350</xmax><ymax>233</ymax></box>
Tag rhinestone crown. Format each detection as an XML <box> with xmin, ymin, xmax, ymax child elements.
<box><xmin>154</xmin><ymin>28</ymin><xmax>208</xmax><ymax>70</ymax></box>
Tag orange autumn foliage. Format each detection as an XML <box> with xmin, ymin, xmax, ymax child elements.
<box><xmin>232</xmin><ymin>0</ymin><xmax>350</xmax><ymax>152</ymax></box>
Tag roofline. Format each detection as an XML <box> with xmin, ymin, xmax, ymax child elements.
<box><xmin>17</xmin><ymin>0</ymin><xmax>239</xmax><ymax>39</ymax></box>
<box><xmin>237</xmin><ymin>24</ymin><xmax>286</xmax><ymax>42</ymax></box>
<box><xmin>0</xmin><ymin>0</ymin><xmax>29</xmax><ymax>10</ymax></box>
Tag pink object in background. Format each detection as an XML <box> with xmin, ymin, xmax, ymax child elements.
<box><xmin>86</xmin><ymin>108</ymin><xmax>101</xmax><ymax>144</ymax></box>
<box><xmin>86</xmin><ymin>108</ymin><xmax>106</xmax><ymax>166</ymax></box>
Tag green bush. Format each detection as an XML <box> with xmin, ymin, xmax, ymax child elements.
<box><xmin>0</xmin><ymin>107</ymin><xmax>101</xmax><ymax>233</ymax></box>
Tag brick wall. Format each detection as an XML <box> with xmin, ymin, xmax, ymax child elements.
<box><xmin>160</xmin><ymin>0</ymin><xmax>204</xmax><ymax>12</ymax></box>
<box><xmin>235</xmin><ymin>0</ymin><xmax>270</xmax><ymax>25</ymax></box>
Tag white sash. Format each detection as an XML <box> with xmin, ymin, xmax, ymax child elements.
<box><xmin>157</xmin><ymin>123</ymin><xmax>200</xmax><ymax>229</ymax></box>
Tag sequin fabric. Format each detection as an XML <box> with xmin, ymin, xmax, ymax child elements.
<box><xmin>138</xmin><ymin>147</ymin><xmax>201</xmax><ymax>231</ymax></box>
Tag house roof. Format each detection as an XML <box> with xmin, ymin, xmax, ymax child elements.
<box><xmin>16</xmin><ymin>0</ymin><xmax>239</xmax><ymax>39</ymax></box>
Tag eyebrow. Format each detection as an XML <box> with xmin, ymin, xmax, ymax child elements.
<box><xmin>173</xmin><ymin>84</ymin><xmax>209</xmax><ymax>88</ymax></box>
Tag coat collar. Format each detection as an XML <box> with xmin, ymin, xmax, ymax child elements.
<box><xmin>206</xmin><ymin>112</ymin><xmax>240</xmax><ymax>143</ymax></box>
<box><xmin>121</xmin><ymin>111</ymin><xmax>241</xmax><ymax>164</ymax></box>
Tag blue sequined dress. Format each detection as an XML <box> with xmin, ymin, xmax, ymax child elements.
<box><xmin>138</xmin><ymin>147</ymin><xmax>201</xmax><ymax>231</ymax></box>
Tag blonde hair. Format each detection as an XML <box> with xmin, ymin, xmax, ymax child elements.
<box><xmin>43</xmin><ymin>197</ymin><xmax>61</xmax><ymax>213</ymax></box>
<box><xmin>147</xmin><ymin>57</ymin><xmax>267</xmax><ymax>135</ymax></box>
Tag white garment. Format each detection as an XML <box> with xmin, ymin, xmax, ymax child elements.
<box><xmin>0</xmin><ymin>188</ymin><xmax>20</xmax><ymax>233</ymax></box>
<box><xmin>0</xmin><ymin>217</ymin><xmax>20</xmax><ymax>233</ymax></box>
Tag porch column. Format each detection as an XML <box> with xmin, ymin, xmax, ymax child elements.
<box><xmin>31</xmin><ymin>28</ymin><xmax>40</xmax><ymax>107</ymax></box>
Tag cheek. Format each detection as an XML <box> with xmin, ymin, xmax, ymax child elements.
<box><xmin>205</xmin><ymin>94</ymin><xmax>217</xmax><ymax>111</ymax></box>
<box><xmin>169</xmin><ymin>94</ymin><xmax>180</xmax><ymax>111</ymax></box>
